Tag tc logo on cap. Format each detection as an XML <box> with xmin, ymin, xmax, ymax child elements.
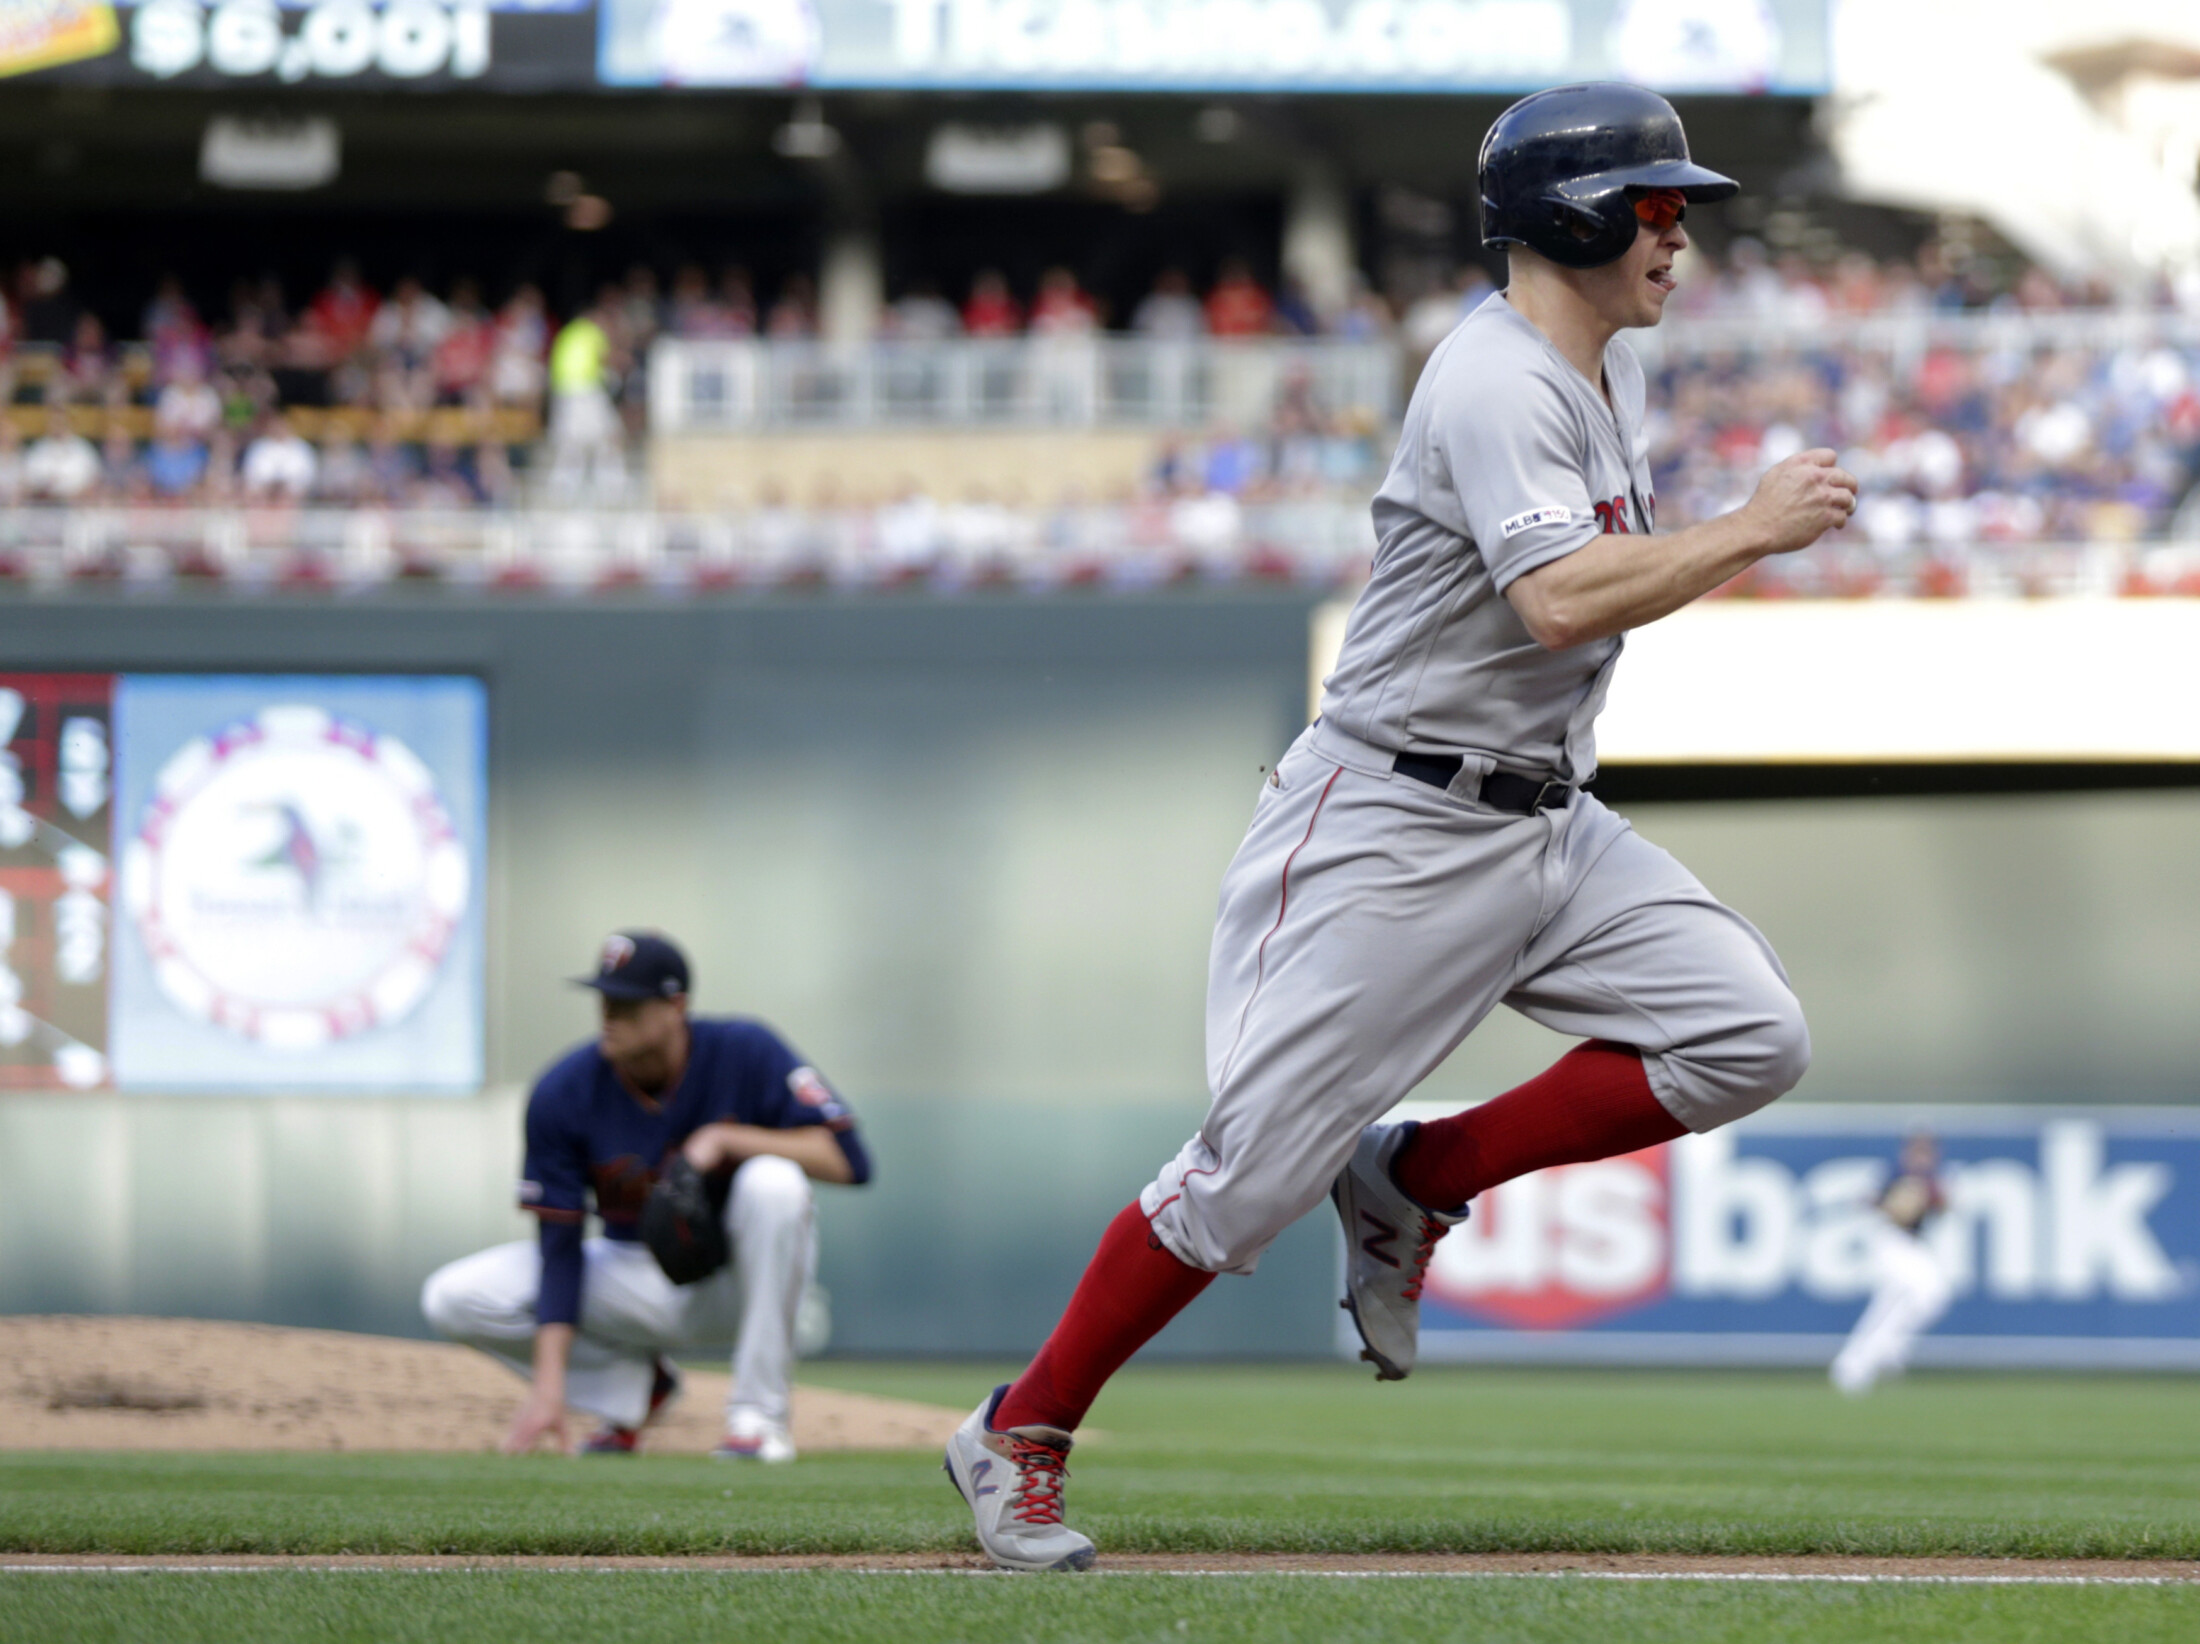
<box><xmin>576</xmin><ymin>930</ymin><xmax>689</xmax><ymax>1000</ymax></box>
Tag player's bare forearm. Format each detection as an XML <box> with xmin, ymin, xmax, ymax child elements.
<box><xmin>500</xmin><ymin>1324</ymin><xmax>575</xmax><ymax>1453</ymax></box>
<box><xmin>1506</xmin><ymin>511</ymin><xmax>1768</xmax><ymax>648</ymax></box>
<box><xmin>684</xmin><ymin>1121</ymin><xmax>854</xmax><ymax>1184</ymax></box>
<box><xmin>531</xmin><ymin>1322</ymin><xmax>574</xmax><ymax>1392</ymax></box>
<box><xmin>1506</xmin><ymin>449</ymin><xmax>1859</xmax><ymax>649</ymax></box>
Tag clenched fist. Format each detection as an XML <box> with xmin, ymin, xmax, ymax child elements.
<box><xmin>1744</xmin><ymin>448</ymin><xmax>1860</xmax><ymax>556</ymax></box>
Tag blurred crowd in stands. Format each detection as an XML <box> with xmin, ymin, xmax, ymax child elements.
<box><xmin>5</xmin><ymin>240</ymin><xmax>2200</xmax><ymax>573</ymax></box>
<box><xmin>1647</xmin><ymin>335</ymin><xmax>2200</xmax><ymax>555</ymax></box>
<box><xmin>1641</xmin><ymin>242</ymin><xmax>2200</xmax><ymax>553</ymax></box>
<box><xmin>0</xmin><ymin>254</ymin><xmax>544</xmax><ymax>509</ymax></box>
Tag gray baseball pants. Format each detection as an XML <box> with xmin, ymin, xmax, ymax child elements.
<box><xmin>1140</xmin><ymin>719</ymin><xmax>1810</xmax><ymax>1276</ymax></box>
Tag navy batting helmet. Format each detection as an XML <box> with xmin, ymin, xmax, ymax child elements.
<box><xmin>1479</xmin><ymin>83</ymin><xmax>1737</xmax><ymax>271</ymax></box>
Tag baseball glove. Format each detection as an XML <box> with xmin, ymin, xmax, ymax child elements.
<box><xmin>640</xmin><ymin>1156</ymin><xmax>729</xmax><ymax>1285</ymax></box>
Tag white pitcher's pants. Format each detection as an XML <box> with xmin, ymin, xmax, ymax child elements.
<box><xmin>421</xmin><ymin>1154</ymin><xmax>816</xmax><ymax>1429</ymax></box>
<box><xmin>1830</xmin><ymin>1225</ymin><xmax>1953</xmax><ymax>1395</ymax></box>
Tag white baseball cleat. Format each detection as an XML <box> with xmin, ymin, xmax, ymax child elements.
<box><xmin>943</xmin><ymin>1384</ymin><xmax>1096</xmax><ymax>1572</ymax></box>
<box><xmin>712</xmin><ymin>1406</ymin><xmax>797</xmax><ymax>1464</ymax></box>
<box><xmin>1331</xmin><ymin>1122</ymin><xmax>1467</xmax><ymax>1382</ymax></box>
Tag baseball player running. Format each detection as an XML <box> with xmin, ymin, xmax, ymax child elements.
<box><xmin>945</xmin><ymin>83</ymin><xmax>1859</xmax><ymax>1571</ymax></box>
<box><xmin>423</xmin><ymin>932</ymin><xmax>872</xmax><ymax>1461</ymax></box>
<box><xmin>1831</xmin><ymin>1133</ymin><xmax>1953</xmax><ymax>1395</ymax></box>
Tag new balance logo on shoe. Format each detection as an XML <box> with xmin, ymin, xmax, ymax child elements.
<box><xmin>1359</xmin><ymin>1211</ymin><xmax>1402</xmax><ymax>1269</ymax></box>
<box><xmin>1333</xmin><ymin>1124</ymin><xmax>1469</xmax><ymax>1382</ymax></box>
<box><xmin>945</xmin><ymin>1385</ymin><xmax>1096</xmax><ymax>1571</ymax></box>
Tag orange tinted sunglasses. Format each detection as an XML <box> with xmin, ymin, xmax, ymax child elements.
<box><xmin>1632</xmin><ymin>189</ymin><xmax>1687</xmax><ymax>232</ymax></box>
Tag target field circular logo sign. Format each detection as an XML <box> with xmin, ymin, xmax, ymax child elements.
<box><xmin>121</xmin><ymin>704</ymin><xmax>469</xmax><ymax>1050</ymax></box>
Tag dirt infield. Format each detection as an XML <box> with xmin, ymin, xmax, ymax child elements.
<box><xmin>0</xmin><ymin>1316</ymin><xmax>960</xmax><ymax>1454</ymax></box>
<box><xmin>4</xmin><ymin>1552</ymin><xmax>2198</xmax><ymax>1582</ymax></box>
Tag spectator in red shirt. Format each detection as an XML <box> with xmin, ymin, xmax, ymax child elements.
<box><xmin>311</xmin><ymin>259</ymin><xmax>381</xmax><ymax>360</ymax></box>
<box><xmin>1029</xmin><ymin>267</ymin><xmax>1099</xmax><ymax>336</ymax></box>
<box><xmin>1204</xmin><ymin>258</ymin><xmax>1273</xmax><ymax>338</ymax></box>
<box><xmin>433</xmin><ymin>279</ymin><xmax>496</xmax><ymax>406</ymax></box>
<box><xmin>961</xmin><ymin>269</ymin><xmax>1022</xmax><ymax>338</ymax></box>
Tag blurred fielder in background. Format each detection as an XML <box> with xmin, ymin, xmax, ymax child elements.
<box><xmin>1831</xmin><ymin>1133</ymin><xmax>1954</xmax><ymax>1396</ymax></box>
<box><xmin>422</xmin><ymin>932</ymin><xmax>871</xmax><ymax>1462</ymax></box>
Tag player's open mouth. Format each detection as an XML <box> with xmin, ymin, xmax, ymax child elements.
<box><xmin>1648</xmin><ymin>266</ymin><xmax>1675</xmax><ymax>293</ymax></box>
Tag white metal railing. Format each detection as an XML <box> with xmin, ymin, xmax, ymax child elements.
<box><xmin>0</xmin><ymin>500</ymin><xmax>1378</xmax><ymax>592</ymax></box>
<box><xmin>1637</xmin><ymin>308</ymin><xmax>2200</xmax><ymax>367</ymax></box>
<box><xmin>648</xmin><ymin>337</ymin><xmax>1401</xmax><ymax>434</ymax></box>
<box><xmin>0</xmin><ymin>504</ymin><xmax>2187</xmax><ymax>599</ymax></box>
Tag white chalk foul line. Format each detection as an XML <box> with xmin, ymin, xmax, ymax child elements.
<box><xmin>1</xmin><ymin>1566</ymin><xmax>2194</xmax><ymax>1586</ymax></box>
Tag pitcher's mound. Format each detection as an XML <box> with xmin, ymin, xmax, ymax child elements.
<box><xmin>0</xmin><ymin>1316</ymin><xmax>962</xmax><ymax>1455</ymax></box>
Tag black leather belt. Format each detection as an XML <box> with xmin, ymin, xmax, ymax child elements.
<box><xmin>1392</xmin><ymin>751</ymin><xmax>1574</xmax><ymax>814</ymax></box>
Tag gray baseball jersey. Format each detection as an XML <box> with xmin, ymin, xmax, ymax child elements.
<box><xmin>1134</xmin><ymin>289</ymin><xmax>1808</xmax><ymax>1283</ymax></box>
<box><xmin>1319</xmin><ymin>292</ymin><xmax>1655</xmax><ymax>784</ymax></box>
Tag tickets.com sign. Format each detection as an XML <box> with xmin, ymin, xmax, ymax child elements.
<box><xmin>1348</xmin><ymin>1106</ymin><xmax>2200</xmax><ymax>1369</ymax></box>
<box><xmin>595</xmin><ymin>0</ymin><xmax>1834</xmax><ymax>94</ymax></box>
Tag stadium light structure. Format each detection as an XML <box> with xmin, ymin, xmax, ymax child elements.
<box><xmin>1828</xmin><ymin>0</ymin><xmax>2200</xmax><ymax>284</ymax></box>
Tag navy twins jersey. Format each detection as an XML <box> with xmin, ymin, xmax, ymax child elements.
<box><xmin>518</xmin><ymin>1016</ymin><xmax>870</xmax><ymax>1240</ymax></box>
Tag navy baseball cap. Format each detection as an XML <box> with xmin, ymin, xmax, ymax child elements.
<box><xmin>575</xmin><ymin>931</ymin><xmax>689</xmax><ymax>1001</ymax></box>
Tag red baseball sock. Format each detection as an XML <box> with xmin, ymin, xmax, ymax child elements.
<box><xmin>1390</xmin><ymin>1040</ymin><xmax>1686</xmax><ymax>1212</ymax></box>
<box><xmin>994</xmin><ymin>1201</ymin><xmax>1215</xmax><ymax>1433</ymax></box>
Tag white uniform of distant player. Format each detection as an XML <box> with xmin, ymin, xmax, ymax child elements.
<box><xmin>1831</xmin><ymin>1136</ymin><xmax>1953</xmax><ymax>1395</ymax></box>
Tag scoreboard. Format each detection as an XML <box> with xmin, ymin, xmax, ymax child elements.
<box><xmin>0</xmin><ymin>673</ymin><xmax>116</xmax><ymax>1089</ymax></box>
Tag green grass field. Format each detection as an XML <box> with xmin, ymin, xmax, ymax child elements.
<box><xmin>6</xmin><ymin>1364</ymin><xmax>2200</xmax><ymax>1642</ymax></box>
<box><xmin>7</xmin><ymin>1572</ymin><xmax>2199</xmax><ymax>1644</ymax></box>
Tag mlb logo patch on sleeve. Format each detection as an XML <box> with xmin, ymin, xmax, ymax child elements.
<box><xmin>788</xmin><ymin>1065</ymin><xmax>850</xmax><ymax>1124</ymax></box>
<box><xmin>1501</xmin><ymin>506</ymin><xmax>1573</xmax><ymax>538</ymax></box>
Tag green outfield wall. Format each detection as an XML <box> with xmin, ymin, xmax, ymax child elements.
<box><xmin>3</xmin><ymin>592</ymin><xmax>2196</xmax><ymax>1355</ymax></box>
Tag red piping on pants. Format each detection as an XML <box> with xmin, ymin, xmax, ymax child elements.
<box><xmin>1148</xmin><ymin>1162</ymin><xmax>1218</xmax><ymax>1218</ymax></box>
<box><xmin>1215</xmin><ymin>763</ymin><xmax>1344</xmax><ymax>1091</ymax></box>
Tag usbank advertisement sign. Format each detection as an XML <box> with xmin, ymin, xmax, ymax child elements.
<box><xmin>1348</xmin><ymin>1106</ymin><xmax>2200</xmax><ymax>1369</ymax></box>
